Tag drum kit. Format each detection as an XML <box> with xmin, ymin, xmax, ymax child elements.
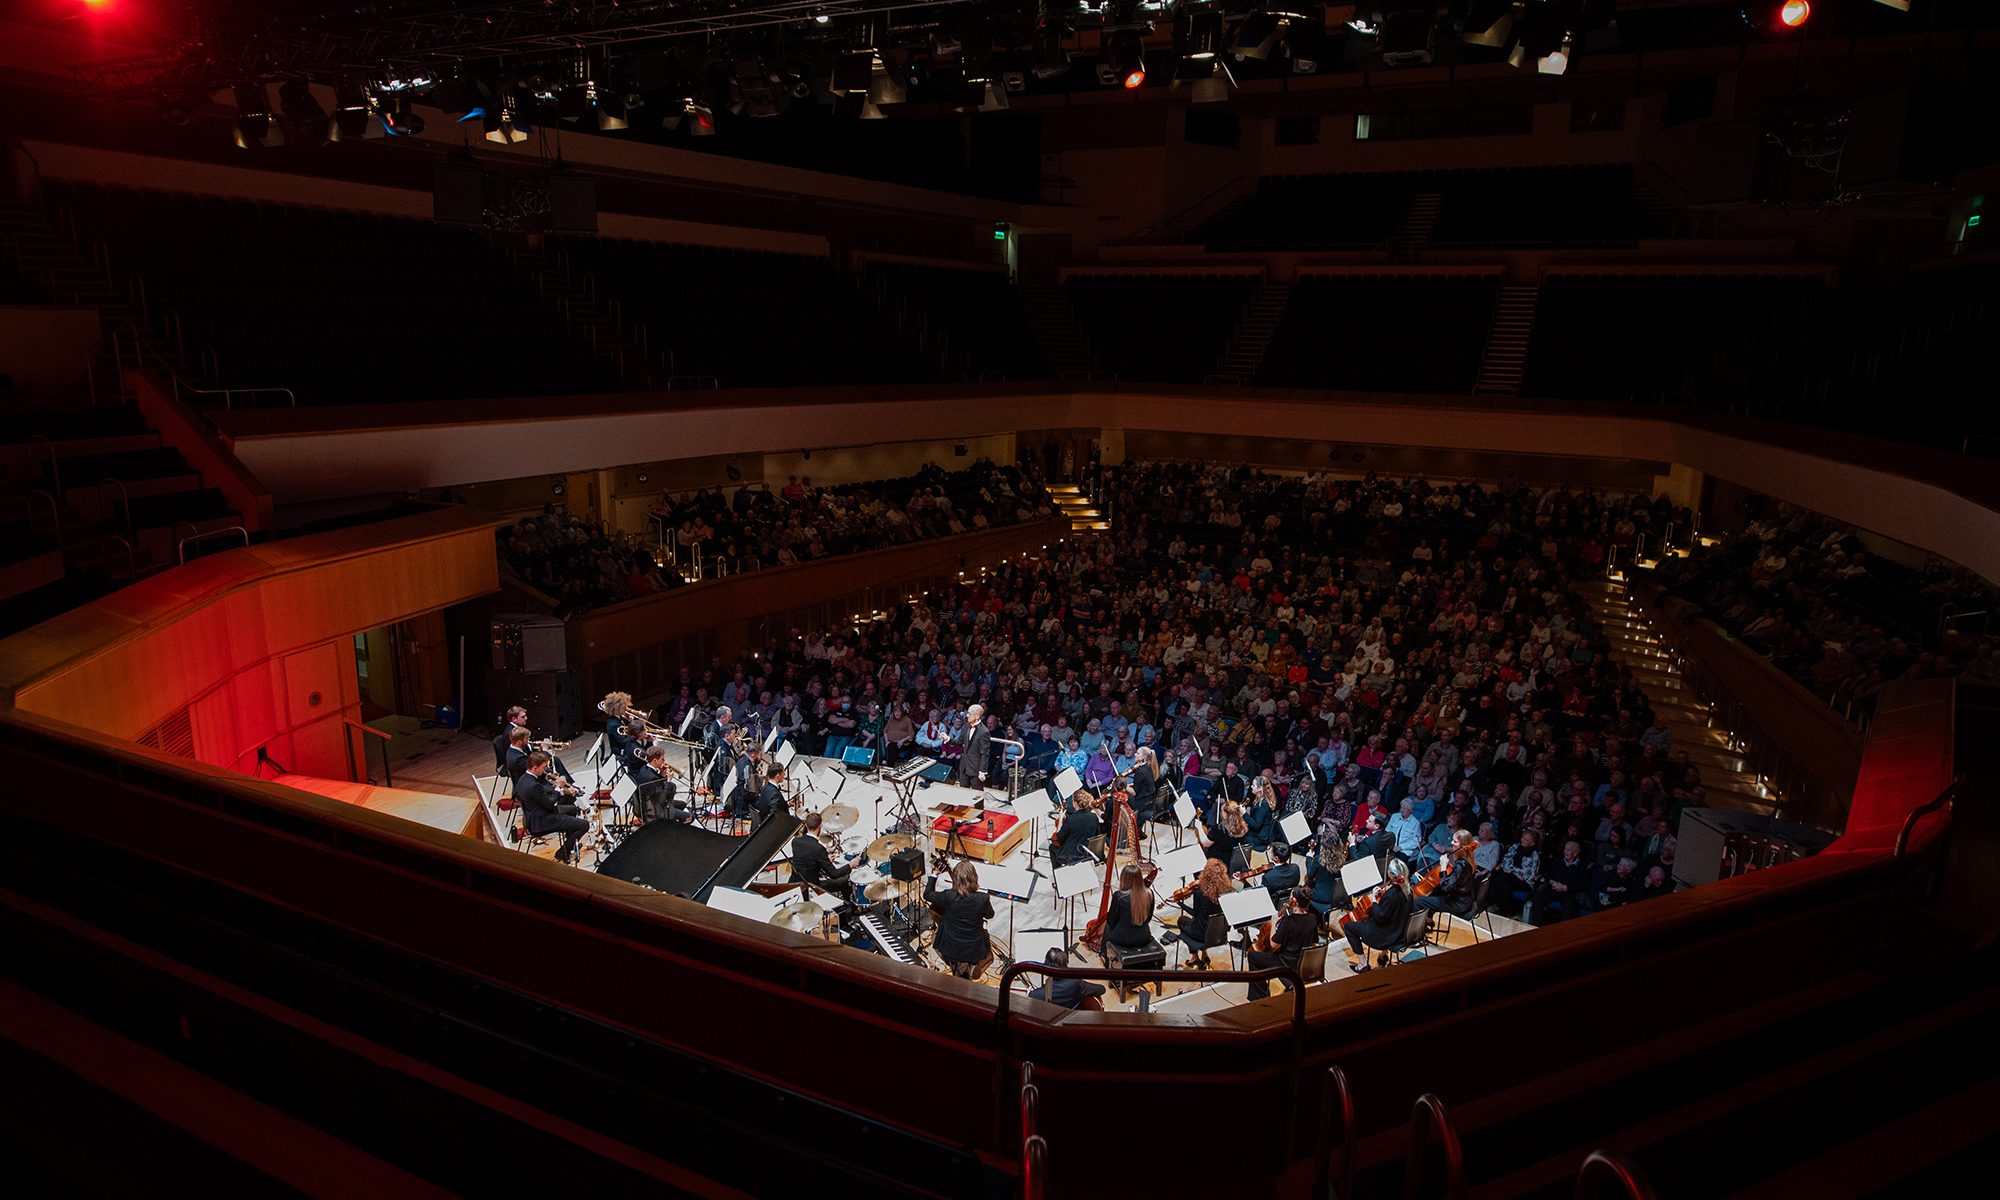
<box><xmin>768</xmin><ymin>899</ymin><xmax>839</xmax><ymax>943</ymax></box>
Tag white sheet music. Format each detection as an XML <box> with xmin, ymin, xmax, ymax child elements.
<box><xmin>1219</xmin><ymin>888</ymin><xmax>1278</xmax><ymax>929</ymax></box>
<box><xmin>774</xmin><ymin>740</ymin><xmax>798</xmax><ymax>769</ymax></box>
<box><xmin>1052</xmin><ymin>861</ymin><xmax>1102</xmax><ymax>898</ymax></box>
<box><xmin>1340</xmin><ymin>856</ymin><xmax>1384</xmax><ymax>895</ymax></box>
<box><xmin>1279</xmin><ymin>811</ymin><xmax>1312</xmax><ymax>846</ymax></box>
<box><xmin>1052</xmin><ymin>767</ymin><xmax>1083</xmax><ymax>800</ymax></box>
<box><xmin>677</xmin><ymin>709</ymin><xmax>699</xmax><ymax>737</ymax></box>
<box><xmin>1012</xmin><ymin>929</ymin><xmax>1070</xmax><ymax>970</ymax></box>
<box><xmin>979</xmin><ymin>863</ymin><xmax>1038</xmax><ymax>903</ymax></box>
<box><xmin>763</xmin><ymin>726</ymin><xmax>780</xmax><ymax>751</ymax></box>
<box><xmin>1173</xmin><ymin>795</ymin><xmax>1198</xmax><ymax>827</ymax></box>
<box><xmin>1154</xmin><ymin>844</ymin><xmax>1209</xmax><ymax>883</ymax></box>
<box><xmin>704</xmin><ymin>887</ymin><xmax>782</xmax><ymax>922</ymax></box>
<box><xmin>1009</xmin><ymin>791</ymin><xmax>1057</xmax><ymax>823</ymax></box>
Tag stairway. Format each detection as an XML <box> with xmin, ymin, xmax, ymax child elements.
<box><xmin>1388</xmin><ymin>190</ymin><xmax>1443</xmax><ymax>257</ymax></box>
<box><xmin>1213</xmin><ymin>280</ymin><xmax>1293</xmax><ymax>383</ymax></box>
<box><xmin>1046</xmin><ymin>484</ymin><xmax>1107</xmax><ymax>533</ymax></box>
<box><xmin>1632</xmin><ymin>184</ymin><xmax>1688</xmax><ymax>239</ymax></box>
<box><xmin>1016</xmin><ymin>284</ymin><xmax>1098</xmax><ymax>378</ymax></box>
<box><xmin>509</xmin><ymin>245</ymin><xmax>658</xmax><ymax>388</ymax></box>
<box><xmin>1571</xmin><ymin>577</ymin><xmax>1772</xmax><ymax>815</ymax></box>
<box><xmin>1473</xmin><ymin>284</ymin><xmax>1540</xmax><ymax>397</ymax></box>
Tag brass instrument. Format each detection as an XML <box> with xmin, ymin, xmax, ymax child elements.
<box><xmin>532</xmin><ymin>737</ymin><xmax>571</xmax><ymax>753</ymax></box>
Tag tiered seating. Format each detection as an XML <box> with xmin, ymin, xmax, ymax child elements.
<box><xmin>1522</xmin><ymin>274</ymin><xmax>1822</xmax><ymax>402</ymax></box>
<box><xmin>863</xmin><ymin>261</ymin><xmax>1047</xmax><ymax>381</ymax></box>
<box><xmin>1431</xmin><ymin>165</ymin><xmax>1662</xmax><ymax>248</ymax></box>
<box><xmin>557</xmin><ymin>237</ymin><xmax>927</xmax><ymax>387</ymax></box>
<box><xmin>54</xmin><ymin>183</ymin><xmax>616</xmax><ymax>406</ymax></box>
<box><xmin>1256</xmin><ymin>274</ymin><xmax>1498</xmax><ymax>394</ymax></box>
<box><xmin>1062</xmin><ymin>273</ymin><xmax>1258</xmax><ymax>382</ymax></box>
<box><xmin>1196</xmin><ymin>173</ymin><xmax>1417</xmax><ymax>250</ymax></box>
<box><xmin>1778</xmin><ymin>264</ymin><xmax>1998</xmax><ymax>453</ymax></box>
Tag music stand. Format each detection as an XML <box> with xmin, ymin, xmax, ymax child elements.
<box><xmin>1052</xmin><ymin>861</ymin><xmax>1102</xmax><ymax>951</ymax></box>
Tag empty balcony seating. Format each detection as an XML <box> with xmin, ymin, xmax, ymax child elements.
<box><xmin>1063</xmin><ymin>273</ymin><xmax>1258</xmax><ymax>382</ymax></box>
<box><xmin>1430</xmin><ymin>165</ymin><xmax>1662</xmax><ymax>248</ymax></box>
<box><xmin>1522</xmin><ymin>274</ymin><xmax>1821</xmax><ymax>402</ymax></box>
<box><xmin>1256</xmin><ymin>274</ymin><xmax>1498</xmax><ymax>394</ymax></box>
<box><xmin>52</xmin><ymin>183</ymin><xmax>616</xmax><ymax>406</ymax></box>
<box><xmin>556</xmin><ymin>237</ymin><xmax>927</xmax><ymax>387</ymax></box>
<box><xmin>1197</xmin><ymin>173</ymin><xmax>1418</xmax><ymax>251</ymax></box>
<box><xmin>863</xmin><ymin>262</ymin><xmax>1047</xmax><ymax>382</ymax></box>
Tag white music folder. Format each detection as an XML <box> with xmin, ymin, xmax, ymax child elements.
<box><xmin>979</xmin><ymin>863</ymin><xmax>1038</xmax><ymax>903</ymax></box>
<box><xmin>1052</xmin><ymin>767</ymin><xmax>1083</xmax><ymax>801</ymax></box>
<box><xmin>1219</xmin><ymin>888</ymin><xmax>1278</xmax><ymax>929</ymax></box>
<box><xmin>1173</xmin><ymin>794</ymin><xmax>1198</xmax><ymax>827</ymax></box>
<box><xmin>1279</xmin><ymin>811</ymin><xmax>1312</xmax><ymax>846</ymax></box>
<box><xmin>1052</xmin><ymin>861</ymin><xmax>1102</xmax><ymax>899</ymax></box>
<box><xmin>704</xmin><ymin>887</ymin><xmax>782</xmax><ymax>923</ymax></box>
<box><xmin>1154</xmin><ymin>844</ymin><xmax>1209</xmax><ymax>884</ymax></box>
<box><xmin>1340</xmin><ymin>856</ymin><xmax>1384</xmax><ymax>896</ymax></box>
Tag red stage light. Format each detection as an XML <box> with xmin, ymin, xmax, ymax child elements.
<box><xmin>1122</xmin><ymin>69</ymin><xmax>1146</xmax><ymax>90</ymax></box>
<box><xmin>1780</xmin><ymin>0</ymin><xmax>1810</xmax><ymax>27</ymax></box>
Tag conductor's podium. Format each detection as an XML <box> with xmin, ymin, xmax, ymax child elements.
<box><xmin>930</xmin><ymin>811</ymin><xmax>1028</xmax><ymax>864</ymax></box>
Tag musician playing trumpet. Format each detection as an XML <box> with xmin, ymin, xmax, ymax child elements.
<box><xmin>631</xmin><ymin>743</ymin><xmax>689</xmax><ymax>823</ymax></box>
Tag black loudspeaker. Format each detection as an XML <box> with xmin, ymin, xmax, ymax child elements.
<box><xmin>890</xmin><ymin>847</ymin><xmax>926</xmax><ymax>881</ymax></box>
<box><xmin>548</xmin><ymin>175</ymin><xmax>598</xmax><ymax>233</ymax></box>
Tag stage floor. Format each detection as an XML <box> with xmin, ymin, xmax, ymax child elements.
<box><xmin>373</xmin><ymin>722</ymin><xmax>1529</xmax><ymax>1012</ymax></box>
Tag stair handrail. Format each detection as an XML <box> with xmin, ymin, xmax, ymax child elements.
<box><xmin>1572</xmin><ymin>1150</ymin><xmax>1658</xmax><ymax>1200</ymax></box>
<box><xmin>27</xmin><ymin>434</ymin><xmax>61</xmax><ymax>497</ymax></box>
<box><xmin>1893</xmin><ymin>776</ymin><xmax>1958</xmax><ymax>859</ymax></box>
<box><xmin>68</xmin><ymin>533</ymin><xmax>137</xmax><ymax>583</ymax></box>
<box><xmin>1402</xmin><ymin>1093</ymin><xmax>1466</xmax><ymax>1200</ymax></box>
<box><xmin>177</xmin><ymin>524</ymin><xmax>250</xmax><ymax>565</ymax></box>
<box><xmin>1317</xmin><ymin>1065</ymin><xmax>1356</xmax><ymax>1200</ymax></box>
<box><xmin>342</xmin><ymin>717</ymin><xmax>396</xmax><ymax>788</ymax></box>
<box><xmin>1022</xmin><ymin>1135</ymin><xmax>1047</xmax><ymax>1200</ymax></box>
<box><xmin>27</xmin><ymin>489</ymin><xmax>62</xmax><ymax>545</ymax></box>
<box><xmin>100</xmin><ymin>475</ymin><xmax>134</xmax><ymax>544</ymax></box>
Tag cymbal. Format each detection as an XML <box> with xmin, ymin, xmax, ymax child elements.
<box><xmin>769</xmin><ymin>901</ymin><xmax>825</xmax><ymax>933</ymax></box>
<box><xmin>822</xmin><ymin>804</ymin><xmax>862</xmax><ymax>833</ymax></box>
<box><xmin>866</xmin><ymin>832</ymin><xmax>919</xmax><ymax>861</ymax></box>
<box><xmin>863</xmin><ymin>877</ymin><xmax>919</xmax><ymax>903</ymax></box>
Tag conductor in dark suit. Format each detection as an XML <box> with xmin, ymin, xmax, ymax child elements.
<box><xmin>957</xmin><ymin>705</ymin><xmax>992</xmax><ymax>789</ymax></box>
<box><xmin>516</xmin><ymin>751</ymin><xmax>588</xmax><ymax>865</ymax></box>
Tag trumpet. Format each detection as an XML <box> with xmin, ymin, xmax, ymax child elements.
<box><xmin>532</xmin><ymin>737</ymin><xmax>571</xmax><ymax>753</ymax></box>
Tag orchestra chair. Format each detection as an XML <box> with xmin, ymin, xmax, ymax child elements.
<box><xmin>1084</xmin><ymin>834</ymin><xmax>1109</xmax><ymax>863</ymax></box>
<box><xmin>1297</xmin><ymin>941</ymin><xmax>1330</xmax><ymax>986</ymax></box>
<box><xmin>1168</xmin><ymin>913</ymin><xmax>1231</xmax><ymax>970</ymax></box>
<box><xmin>1375</xmin><ymin>911</ymin><xmax>1432</xmax><ymax>969</ymax></box>
<box><xmin>1469</xmin><ymin>871</ymin><xmax>1503</xmax><ymax>942</ymax></box>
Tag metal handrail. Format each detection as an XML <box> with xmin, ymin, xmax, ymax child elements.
<box><xmin>175</xmin><ymin>380</ymin><xmax>298</xmax><ymax>409</ymax></box>
<box><xmin>27</xmin><ymin>434</ymin><xmax>60</xmax><ymax>496</ymax></box>
<box><xmin>1893</xmin><ymin>777</ymin><xmax>1959</xmax><ymax>859</ymax></box>
<box><xmin>177</xmin><ymin>524</ymin><xmax>250</xmax><ymax>564</ymax></box>
<box><xmin>1318</xmin><ymin>1065</ymin><xmax>1356</xmax><ymax>1200</ymax></box>
<box><xmin>99</xmin><ymin>476</ymin><xmax>134</xmax><ymax>544</ymax></box>
<box><xmin>1573</xmin><ymin>1150</ymin><xmax>1658</xmax><ymax>1200</ymax></box>
<box><xmin>993</xmin><ymin>960</ymin><xmax>1308</xmax><ymax>1157</ymax></box>
<box><xmin>1402</xmin><ymin>1093</ymin><xmax>1466</xmax><ymax>1200</ymax></box>
<box><xmin>343</xmin><ymin>717</ymin><xmax>395</xmax><ymax>788</ymax></box>
<box><xmin>27</xmin><ymin>490</ymin><xmax>61</xmax><ymax>545</ymax></box>
<box><xmin>1022</xmin><ymin>1135</ymin><xmax>1047</xmax><ymax>1200</ymax></box>
<box><xmin>67</xmin><ymin>533</ymin><xmax>137</xmax><ymax>583</ymax></box>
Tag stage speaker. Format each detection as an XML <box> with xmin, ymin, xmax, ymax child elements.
<box><xmin>890</xmin><ymin>847</ymin><xmax>926</xmax><ymax>881</ymax></box>
<box><xmin>548</xmin><ymin>174</ymin><xmax>598</xmax><ymax>233</ymax></box>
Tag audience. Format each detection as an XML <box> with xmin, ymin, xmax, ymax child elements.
<box><xmin>639</xmin><ymin>462</ymin><xmax>1703</xmax><ymax>927</ymax></box>
<box><xmin>498</xmin><ymin>459</ymin><xmax>1052</xmax><ymax>613</ymax></box>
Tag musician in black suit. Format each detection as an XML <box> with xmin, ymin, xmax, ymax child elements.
<box><xmin>703</xmin><ymin>706</ymin><xmax>736</xmax><ymax>760</ymax></box>
<box><xmin>789</xmin><ymin>811</ymin><xmax>854</xmax><ymax>900</ymax></box>
<box><xmin>753</xmin><ymin>763</ymin><xmax>788</xmax><ymax>823</ymax></box>
<box><xmin>926</xmin><ymin>859</ymin><xmax>995</xmax><ymax>979</ymax></box>
<box><xmin>503</xmin><ymin>728</ymin><xmax>533</xmax><ymax>781</ymax></box>
<box><xmin>1345</xmin><ymin>859</ymin><xmax>1414</xmax><ymax>972</ymax></box>
<box><xmin>1049</xmin><ymin>791</ymin><xmax>1102</xmax><ymax>867</ymax></box>
<box><xmin>1129</xmin><ymin>746</ymin><xmax>1159</xmax><ymax>826</ymax></box>
<box><xmin>516</xmin><ymin>751</ymin><xmax>588</xmax><ymax>865</ymax></box>
<box><xmin>1260</xmin><ymin>841</ymin><xmax>1302</xmax><ymax>904</ymax></box>
<box><xmin>492</xmin><ymin>706</ymin><xmax>528</xmax><ymax>770</ymax></box>
<box><xmin>956</xmin><ymin>705</ymin><xmax>992</xmax><ymax>789</ymax></box>
<box><xmin>631</xmin><ymin>744</ymin><xmax>686</xmax><ymax>822</ymax></box>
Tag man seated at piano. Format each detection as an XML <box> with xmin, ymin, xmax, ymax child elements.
<box><xmin>789</xmin><ymin>811</ymin><xmax>856</xmax><ymax>904</ymax></box>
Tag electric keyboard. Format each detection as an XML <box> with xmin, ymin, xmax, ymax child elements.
<box><xmin>883</xmin><ymin>756</ymin><xmax>938</xmax><ymax>784</ymax></box>
<box><xmin>857</xmin><ymin>912</ymin><xmax>917</xmax><ymax>965</ymax></box>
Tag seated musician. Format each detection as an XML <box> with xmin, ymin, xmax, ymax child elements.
<box><xmin>515</xmin><ymin>751</ymin><xmax>588</xmax><ymax>865</ymax></box>
<box><xmin>492</xmin><ymin>705</ymin><xmax>529</xmax><ymax>770</ymax></box>
<box><xmin>1260</xmin><ymin>840</ymin><xmax>1302</xmax><ymax>903</ymax></box>
<box><xmin>788</xmin><ymin>811</ymin><xmax>854</xmax><ymax>901</ymax></box>
<box><xmin>1244</xmin><ymin>777</ymin><xmax>1278</xmax><ymax>853</ymax></box>
<box><xmin>1101</xmin><ymin>863</ymin><xmax>1157</xmax><ymax>954</ymax></box>
<box><xmin>1344</xmin><ymin>858</ymin><xmax>1414</xmax><ymax>973</ymax></box>
<box><xmin>755</xmin><ymin>763</ymin><xmax>788</xmax><ymax>822</ymax></box>
<box><xmin>1347</xmin><ymin>812</ymin><xmax>1391</xmax><ymax>867</ymax></box>
<box><xmin>926</xmin><ymin>859</ymin><xmax>996</xmax><ymax>980</ymax></box>
<box><xmin>1050</xmin><ymin>790</ymin><xmax>1102</xmax><ymax>867</ymax></box>
<box><xmin>1416</xmin><ymin>830</ymin><xmax>1479</xmax><ymax>918</ymax></box>
<box><xmin>602</xmin><ymin>691</ymin><xmax>637</xmax><ymax>761</ymax></box>
<box><xmin>1246</xmin><ymin>887</ymin><xmax>1321</xmax><ymax>1000</ymax></box>
<box><xmin>1198</xmin><ymin>800</ymin><xmax>1251</xmax><ymax>869</ymax></box>
<box><xmin>631</xmin><ymin>744</ymin><xmax>686</xmax><ymax>822</ymax></box>
<box><xmin>1174</xmin><ymin>859</ymin><xmax>1232</xmax><ymax>968</ymax></box>
<box><xmin>704</xmin><ymin>705</ymin><xmax>736</xmax><ymax>763</ymax></box>
<box><xmin>1304</xmin><ymin>836</ymin><xmax>1349</xmax><ymax>918</ymax></box>
<box><xmin>1026</xmin><ymin>947</ymin><xmax>1105</xmax><ymax>1011</ymax></box>
<box><xmin>726</xmin><ymin>749</ymin><xmax>769</xmax><ymax>821</ymax></box>
<box><xmin>503</xmin><ymin>727</ymin><xmax>534</xmax><ymax>781</ymax></box>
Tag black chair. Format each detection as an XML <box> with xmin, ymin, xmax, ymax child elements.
<box><xmin>1103</xmin><ymin>936</ymin><xmax>1167</xmax><ymax>1001</ymax></box>
<box><xmin>1376</xmin><ymin>910</ymin><xmax>1432</xmax><ymax>968</ymax></box>
<box><xmin>1169</xmin><ymin>912</ymin><xmax>1231</xmax><ymax>970</ymax></box>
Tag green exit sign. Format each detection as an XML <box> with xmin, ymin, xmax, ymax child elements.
<box><xmin>993</xmin><ymin>222</ymin><xmax>1010</xmax><ymax>241</ymax></box>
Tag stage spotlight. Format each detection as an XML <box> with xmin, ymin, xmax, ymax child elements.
<box><xmin>1173</xmin><ymin>3</ymin><xmax>1235</xmax><ymax>100</ymax></box>
<box><xmin>729</xmin><ymin>56</ymin><xmax>783</xmax><ymax>117</ymax></box>
<box><xmin>661</xmin><ymin>97</ymin><xmax>717</xmax><ymax>135</ymax></box>
<box><xmin>594</xmin><ymin>84</ymin><xmax>631</xmax><ymax>131</ymax></box>
<box><xmin>332</xmin><ymin>78</ymin><xmax>371</xmax><ymax>139</ymax></box>
<box><xmin>1106</xmin><ymin>29</ymin><xmax>1147</xmax><ymax>89</ymax></box>
<box><xmin>1536</xmin><ymin>32</ymin><xmax>1572</xmax><ymax>74</ymax></box>
<box><xmin>1779</xmin><ymin>0</ymin><xmax>1810</xmax><ymax>27</ymax></box>
<box><xmin>380</xmin><ymin>95</ymin><xmax>425</xmax><ymax>136</ymax></box>
<box><xmin>231</xmin><ymin>83</ymin><xmax>272</xmax><ymax>148</ymax></box>
<box><xmin>1461</xmin><ymin>1</ymin><xmax>1520</xmax><ymax>49</ymax></box>
<box><xmin>277</xmin><ymin>78</ymin><xmax>329</xmax><ymax>145</ymax></box>
<box><xmin>484</xmin><ymin>94</ymin><xmax>527</xmax><ymax>144</ymax></box>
